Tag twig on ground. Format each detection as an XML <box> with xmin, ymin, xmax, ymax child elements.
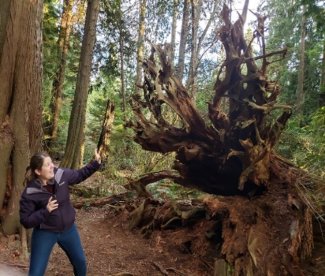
<box><xmin>151</xmin><ymin>261</ymin><xmax>169</xmax><ymax>275</ymax></box>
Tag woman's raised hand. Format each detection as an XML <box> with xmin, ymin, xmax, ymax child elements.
<box><xmin>47</xmin><ymin>196</ymin><xmax>58</xmax><ymax>213</ymax></box>
<box><xmin>94</xmin><ymin>149</ymin><xmax>101</xmax><ymax>164</ymax></box>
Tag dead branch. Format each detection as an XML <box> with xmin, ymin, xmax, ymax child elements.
<box><xmin>97</xmin><ymin>100</ymin><xmax>115</xmax><ymax>164</ymax></box>
<box><xmin>151</xmin><ymin>262</ymin><xmax>169</xmax><ymax>276</ymax></box>
<box><xmin>124</xmin><ymin>170</ymin><xmax>184</xmax><ymax>197</ymax></box>
<box><xmin>73</xmin><ymin>194</ymin><xmax>127</xmax><ymax>209</ymax></box>
<box><xmin>247</xmin><ymin>48</ymin><xmax>288</xmax><ymax>62</ymax></box>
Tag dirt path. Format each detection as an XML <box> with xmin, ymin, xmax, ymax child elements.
<box><xmin>49</xmin><ymin>207</ymin><xmax>211</xmax><ymax>276</ymax></box>
<box><xmin>0</xmin><ymin>207</ymin><xmax>210</xmax><ymax>276</ymax></box>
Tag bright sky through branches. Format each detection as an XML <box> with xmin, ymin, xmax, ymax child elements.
<box><xmin>233</xmin><ymin>0</ymin><xmax>263</xmax><ymax>27</ymax></box>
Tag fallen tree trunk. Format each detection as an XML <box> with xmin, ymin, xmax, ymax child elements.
<box><xmin>126</xmin><ymin>1</ymin><xmax>322</xmax><ymax>274</ymax></box>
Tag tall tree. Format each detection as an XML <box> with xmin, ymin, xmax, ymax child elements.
<box><xmin>176</xmin><ymin>0</ymin><xmax>190</xmax><ymax>81</ymax></box>
<box><xmin>0</xmin><ymin>0</ymin><xmax>43</xmax><ymax>234</ymax></box>
<box><xmin>118</xmin><ymin>1</ymin><xmax>126</xmax><ymax>112</ymax></box>
<box><xmin>119</xmin><ymin>33</ymin><xmax>126</xmax><ymax>112</ymax></box>
<box><xmin>321</xmin><ymin>40</ymin><xmax>325</xmax><ymax>106</ymax></box>
<box><xmin>46</xmin><ymin>0</ymin><xmax>75</xmax><ymax>146</ymax></box>
<box><xmin>265</xmin><ymin>0</ymin><xmax>323</xmax><ymax>115</ymax></box>
<box><xmin>187</xmin><ymin>0</ymin><xmax>202</xmax><ymax>96</ymax></box>
<box><xmin>61</xmin><ymin>0</ymin><xmax>100</xmax><ymax>168</ymax></box>
<box><xmin>295</xmin><ymin>5</ymin><xmax>307</xmax><ymax>114</ymax></box>
<box><xmin>135</xmin><ymin>0</ymin><xmax>146</xmax><ymax>93</ymax></box>
<box><xmin>186</xmin><ymin>0</ymin><xmax>218</xmax><ymax>96</ymax></box>
<box><xmin>170</xmin><ymin>0</ymin><xmax>179</xmax><ymax>71</ymax></box>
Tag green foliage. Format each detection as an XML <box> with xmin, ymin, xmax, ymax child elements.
<box><xmin>262</xmin><ymin>0</ymin><xmax>324</xmax><ymax>179</ymax></box>
<box><xmin>147</xmin><ymin>180</ymin><xmax>204</xmax><ymax>200</ymax></box>
<box><xmin>277</xmin><ymin>107</ymin><xmax>325</xmax><ymax>177</ymax></box>
<box><xmin>42</xmin><ymin>0</ymin><xmax>61</xmax><ymax>121</ymax></box>
<box><xmin>264</xmin><ymin>0</ymin><xmax>323</xmax><ymax>116</ymax></box>
<box><xmin>42</xmin><ymin>0</ymin><xmax>84</xmax><ymax>157</ymax></box>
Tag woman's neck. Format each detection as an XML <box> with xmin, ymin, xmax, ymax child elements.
<box><xmin>38</xmin><ymin>178</ymin><xmax>48</xmax><ymax>186</ymax></box>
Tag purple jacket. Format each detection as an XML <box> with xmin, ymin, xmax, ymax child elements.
<box><xmin>20</xmin><ymin>160</ymin><xmax>100</xmax><ymax>232</ymax></box>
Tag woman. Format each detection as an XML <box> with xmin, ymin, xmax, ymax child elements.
<box><xmin>20</xmin><ymin>150</ymin><xmax>101</xmax><ymax>276</ymax></box>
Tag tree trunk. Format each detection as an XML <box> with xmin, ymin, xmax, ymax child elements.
<box><xmin>61</xmin><ymin>0</ymin><xmax>100</xmax><ymax>169</ymax></box>
<box><xmin>97</xmin><ymin>100</ymin><xmax>115</xmax><ymax>164</ymax></box>
<box><xmin>0</xmin><ymin>0</ymin><xmax>11</xmax><ymax>55</ymax></box>
<box><xmin>176</xmin><ymin>0</ymin><xmax>190</xmax><ymax>81</ymax></box>
<box><xmin>187</xmin><ymin>0</ymin><xmax>218</xmax><ymax>96</ymax></box>
<box><xmin>295</xmin><ymin>5</ymin><xmax>306</xmax><ymax>114</ymax></box>
<box><xmin>46</xmin><ymin>0</ymin><xmax>75</xmax><ymax>146</ymax></box>
<box><xmin>320</xmin><ymin>39</ymin><xmax>325</xmax><ymax>107</ymax></box>
<box><xmin>186</xmin><ymin>0</ymin><xmax>202</xmax><ymax>96</ymax></box>
<box><xmin>119</xmin><ymin>17</ymin><xmax>126</xmax><ymax>112</ymax></box>
<box><xmin>135</xmin><ymin>0</ymin><xmax>146</xmax><ymax>94</ymax></box>
<box><xmin>170</xmin><ymin>0</ymin><xmax>179</xmax><ymax>72</ymax></box>
<box><xmin>0</xmin><ymin>0</ymin><xmax>43</xmax><ymax>234</ymax></box>
<box><xmin>128</xmin><ymin>1</ymin><xmax>315</xmax><ymax>273</ymax></box>
<box><xmin>120</xmin><ymin>36</ymin><xmax>126</xmax><ymax>112</ymax></box>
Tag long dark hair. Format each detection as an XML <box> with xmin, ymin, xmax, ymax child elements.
<box><xmin>24</xmin><ymin>152</ymin><xmax>50</xmax><ymax>185</ymax></box>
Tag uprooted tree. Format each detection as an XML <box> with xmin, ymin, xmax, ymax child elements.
<box><xmin>126</xmin><ymin>1</ymin><xmax>323</xmax><ymax>275</ymax></box>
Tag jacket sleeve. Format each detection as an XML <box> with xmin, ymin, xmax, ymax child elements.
<box><xmin>19</xmin><ymin>194</ymin><xmax>50</xmax><ymax>229</ymax></box>
<box><xmin>63</xmin><ymin>160</ymin><xmax>101</xmax><ymax>185</ymax></box>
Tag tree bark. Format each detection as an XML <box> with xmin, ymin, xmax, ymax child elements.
<box><xmin>46</xmin><ymin>0</ymin><xmax>75</xmax><ymax>145</ymax></box>
<box><xmin>61</xmin><ymin>0</ymin><xmax>100</xmax><ymax>169</ymax></box>
<box><xmin>135</xmin><ymin>0</ymin><xmax>146</xmax><ymax>94</ymax></box>
<box><xmin>120</xmin><ymin>36</ymin><xmax>126</xmax><ymax>112</ymax></box>
<box><xmin>170</xmin><ymin>0</ymin><xmax>179</xmax><ymax>72</ymax></box>
<box><xmin>186</xmin><ymin>0</ymin><xmax>202</xmax><ymax>96</ymax></box>
<box><xmin>97</xmin><ymin>100</ymin><xmax>115</xmax><ymax>163</ymax></box>
<box><xmin>187</xmin><ymin>0</ymin><xmax>218</xmax><ymax>96</ymax></box>
<box><xmin>295</xmin><ymin>5</ymin><xmax>306</xmax><ymax>114</ymax></box>
<box><xmin>320</xmin><ymin>39</ymin><xmax>325</xmax><ymax>107</ymax></box>
<box><xmin>0</xmin><ymin>0</ymin><xmax>43</xmax><ymax>234</ymax></box>
<box><xmin>0</xmin><ymin>0</ymin><xmax>11</xmax><ymax>56</ymax></box>
<box><xmin>176</xmin><ymin>0</ymin><xmax>190</xmax><ymax>81</ymax></box>
<box><xmin>119</xmin><ymin>18</ymin><xmax>126</xmax><ymax>112</ymax></box>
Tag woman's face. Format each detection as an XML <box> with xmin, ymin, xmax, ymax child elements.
<box><xmin>35</xmin><ymin>156</ymin><xmax>54</xmax><ymax>183</ymax></box>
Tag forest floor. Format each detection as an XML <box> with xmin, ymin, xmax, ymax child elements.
<box><xmin>0</xmin><ymin>206</ymin><xmax>211</xmax><ymax>276</ymax></box>
<box><xmin>0</xmin><ymin>174</ymin><xmax>325</xmax><ymax>276</ymax></box>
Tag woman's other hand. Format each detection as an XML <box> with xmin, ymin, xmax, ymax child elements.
<box><xmin>47</xmin><ymin>196</ymin><xmax>58</xmax><ymax>213</ymax></box>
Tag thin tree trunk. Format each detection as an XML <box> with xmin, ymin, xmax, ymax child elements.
<box><xmin>320</xmin><ymin>40</ymin><xmax>325</xmax><ymax>107</ymax></box>
<box><xmin>170</xmin><ymin>0</ymin><xmax>179</xmax><ymax>72</ymax></box>
<box><xmin>295</xmin><ymin>5</ymin><xmax>306</xmax><ymax>114</ymax></box>
<box><xmin>61</xmin><ymin>0</ymin><xmax>100</xmax><ymax>169</ymax></box>
<box><xmin>120</xmin><ymin>36</ymin><xmax>126</xmax><ymax>112</ymax></box>
<box><xmin>0</xmin><ymin>0</ymin><xmax>43</xmax><ymax>234</ymax></box>
<box><xmin>176</xmin><ymin>0</ymin><xmax>190</xmax><ymax>81</ymax></box>
<box><xmin>135</xmin><ymin>0</ymin><xmax>146</xmax><ymax>93</ymax></box>
<box><xmin>46</xmin><ymin>0</ymin><xmax>74</xmax><ymax>145</ymax></box>
<box><xmin>187</xmin><ymin>0</ymin><xmax>202</xmax><ymax>96</ymax></box>
<box><xmin>187</xmin><ymin>0</ymin><xmax>218</xmax><ymax>97</ymax></box>
<box><xmin>119</xmin><ymin>12</ymin><xmax>126</xmax><ymax>112</ymax></box>
<box><xmin>97</xmin><ymin>100</ymin><xmax>115</xmax><ymax>163</ymax></box>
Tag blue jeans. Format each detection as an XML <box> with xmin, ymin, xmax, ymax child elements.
<box><xmin>29</xmin><ymin>224</ymin><xmax>86</xmax><ymax>276</ymax></box>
